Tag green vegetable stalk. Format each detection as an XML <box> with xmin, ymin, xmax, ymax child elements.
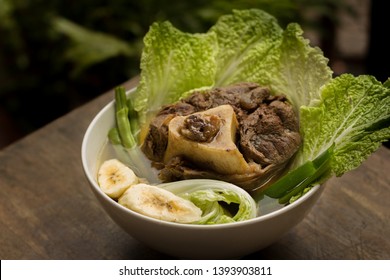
<box><xmin>127</xmin><ymin>97</ymin><xmax>140</xmax><ymax>139</ymax></box>
<box><xmin>109</xmin><ymin>86</ymin><xmax>160</xmax><ymax>184</ymax></box>
<box><xmin>114</xmin><ymin>86</ymin><xmax>136</xmax><ymax>148</ymax></box>
<box><xmin>263</xmin><ymin>145</ymin><xmax>333</xmax><ymax>204</ymax></box>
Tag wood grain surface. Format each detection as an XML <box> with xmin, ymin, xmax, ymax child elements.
<box><xmin>1</xmin><ymin>77</ymin><xmax>389</xmax><ymax>260</ymax></box>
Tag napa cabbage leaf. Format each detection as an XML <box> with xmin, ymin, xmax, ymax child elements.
<box><xmin>161</xmin><ymin>179</ymin><xmax>257</xmax><ymax>224</ymax></box>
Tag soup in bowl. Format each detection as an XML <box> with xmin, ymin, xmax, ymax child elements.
<box><xmin>81</xmin><ymin>89</ymin><xmax>323</xmax><ymax>259</ymax></box>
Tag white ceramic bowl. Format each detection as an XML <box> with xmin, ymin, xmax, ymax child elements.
<box><xmin>81</xmin><ymin>93</ymin><xmax>323</xmax><ymax>259</ymax></box>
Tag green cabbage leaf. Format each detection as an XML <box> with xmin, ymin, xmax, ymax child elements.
<box><xmin>131</xmin><ymin>21</ymin><xmax>218</xmax><ymax>125</ymax></box>
<box><xmin>298</xmin><ymin>74</ymin><xmax>390</xmax><ymax>175</ymax></box>
<box><xmin>210</xmin><ymin>9</ymin><xmax>332</xmax><ymax>110</ymax></box>
<box><xmin>160</xmin><ymin>179</ymin><xmax>257</xmax><ymax>224</ymax></box>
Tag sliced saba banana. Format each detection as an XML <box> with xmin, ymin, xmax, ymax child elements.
<box><xmin>118</xmin><ymin>183</ymin><xmax>202</xmax><ymax>223</ymax></box>
<box><xmin>97</xmin><ymin>159</ymin><xmax>139</xmax><ymax>199</ymax></box>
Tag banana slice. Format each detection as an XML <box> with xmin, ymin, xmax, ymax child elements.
<box><xmin>118</xmin><ymin>183</ymin><xmax>202</xmax><ymax>223</ymax></box>
<box><xmin>97</xmin><ymin>159</ymin><xmax>139</xmax><ymax>199</ymax></box>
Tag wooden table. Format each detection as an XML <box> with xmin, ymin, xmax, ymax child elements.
<box><xmin>1</xmin><ymin>77</ymin><xmax>389</xmax><ymax>260</ymax></box>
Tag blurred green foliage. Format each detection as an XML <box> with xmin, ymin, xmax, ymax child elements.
<box><xmin>0</xmin><ymin>0</ymin><xmax>352</xmax><ymax>135</ymax></box>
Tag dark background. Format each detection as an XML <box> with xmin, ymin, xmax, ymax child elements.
<box><xmin>0</xmin><ymin>0</ymin><xmax>388</xmax><ymax>149</ymax></box>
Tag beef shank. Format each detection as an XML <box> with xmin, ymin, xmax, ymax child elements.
<box><xmin>141</xmin><ymin>82</ymin><xmax>301</xmax><ymax>190</ymax></box>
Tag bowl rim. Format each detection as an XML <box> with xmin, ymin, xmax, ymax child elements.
<box><xmin>81</xmin><ymin>88</ymin><xmax>321</xmax><ymax>230</ymax></box>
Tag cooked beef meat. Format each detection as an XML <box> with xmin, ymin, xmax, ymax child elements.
<box><xmin>239</xmin><ymin>100</ymin><xmax>301</xmax><ymax>166</ymax></box>
<box><xmin>141</xmin><ymin>82</ymin><xmax>301</xmax><ymax>190</ymax></box>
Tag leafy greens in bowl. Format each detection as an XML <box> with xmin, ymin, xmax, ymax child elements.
<box><xmin>82</xmin><ymin>8</ymin><xmax>389</xmax><ymax>258</ymax></box>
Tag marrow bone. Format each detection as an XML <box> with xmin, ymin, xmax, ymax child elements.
<box><xmin>164</xmin><ymin>105</ymin><xmax>256</xmax><ymax>175</ymax></box>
